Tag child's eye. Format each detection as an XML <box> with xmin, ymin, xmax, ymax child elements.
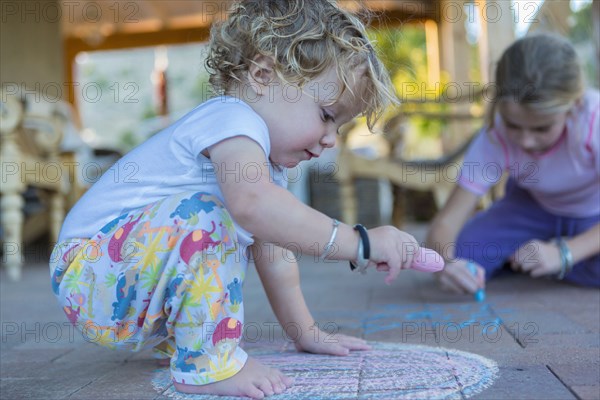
<box><xmin>321</xmin><ymin>109</ymin><xmax>335</xmax><ymax>123</ymax></box>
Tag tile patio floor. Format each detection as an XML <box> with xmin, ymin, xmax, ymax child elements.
<box><xmin>1</xmin><ymin>223</ymin><xmax>599</xmax><ymax>399</ymax></box>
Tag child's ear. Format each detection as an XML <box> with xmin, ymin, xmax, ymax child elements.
<box><xmin>247</xmin><ymin>54</ymin><xmax>276</xmax><ymax>95</ymax></box>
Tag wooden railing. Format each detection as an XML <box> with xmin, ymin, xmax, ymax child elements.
<box><xmin>335</xmin><ymin>100</ymin><xmax>504</xmax><ymax>227</ymax></box>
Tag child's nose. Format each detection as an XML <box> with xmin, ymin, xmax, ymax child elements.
<box><xmin>518</xmin><ymin>132</ymin><xmax>537</xmax><ymax>150</ymax></box>
<box><xmin>320</xmin><ymin>129</ymin><xmax>336</xmax><ymax>148</ymax></box>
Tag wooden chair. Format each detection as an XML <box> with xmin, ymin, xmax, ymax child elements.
<box><xmin>0</xmin><ymin>89</ymin><xmax>72</xmax><ymax>280</ymax></box>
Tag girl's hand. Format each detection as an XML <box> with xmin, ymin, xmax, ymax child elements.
<box><xmin>366</xmin><ymin>226</ymin><xmax>419</xmax><ymax>284</ymax></box>
<box><xmin>435</xmin><ymin>259</ymin><xmax>485</xmax><ymax>294</ymax></box>
<box><xmin>511</xmin><ymin>239</ymin><xmax>561</xmax><ymax>277</ymax></box>
<box><xmin>294</xmin><ymin>328</ymin><xmax>371</xmax><ymax>356</ymax></box>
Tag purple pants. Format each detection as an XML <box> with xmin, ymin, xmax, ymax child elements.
<box><xmin>455</xmin><ymin>180</ymin><xmax>600</xmax><ymax>287</ymax></box>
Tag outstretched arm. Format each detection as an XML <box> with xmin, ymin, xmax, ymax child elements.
<box><xmin>426</xmin><ymin>185</ymin><xmax>483</xmax><ymax>294</ymax></box>
<box><xmin>512</xmin><ymin>222</ymin><xmax>600</xmax><ymax>277</ymax></box>
<box><xmin>568</xmin><ymin>222</ymin><xmax>600</xmax><ymax>263</ymax></box>
<box><xmin>251</xmin><ymin>239</ymin><xmax>370</xmax><ymax>356</ymax></box>
<box><xmin>209</xmin><ymin>136</ymin><xmax>419</xmax><ymax>283</ymax></box>
<box><xmin>426</xmin><ymin>185</ymin><xmax>479</xmax><ymax>258</ymax></box>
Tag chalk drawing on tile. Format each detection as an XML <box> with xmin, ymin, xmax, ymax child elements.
<box><xmin>152</xmin><ymin>341</ymin><xmax>498</xmax><ymax>399</ymax></box>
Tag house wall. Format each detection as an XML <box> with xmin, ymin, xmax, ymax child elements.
<box><xmin>1</xmin><ymin>0</ymin><xmax>64</xmax><ymax>100</ymax></box>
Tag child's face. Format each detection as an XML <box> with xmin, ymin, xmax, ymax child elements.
<box><xmin>254</xmin><ymin>65</ymin><xmax>367</xmax><ymax>168</ymax></box>
<box><xmin>499</xmin><ymin>101</ymin><xmax>569</xmax><ymax>155</ymax></box>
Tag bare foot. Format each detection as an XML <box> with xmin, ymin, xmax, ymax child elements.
<box><xmin>173</xmin><ymin>357</ymin><xmax>294</xmax><ymax>399</ymax></box>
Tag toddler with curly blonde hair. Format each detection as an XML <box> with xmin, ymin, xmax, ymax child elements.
<box><xmin>50</xmin><ymin>1</ymin><xmax>424</xmax><ymax>398</ymax></box>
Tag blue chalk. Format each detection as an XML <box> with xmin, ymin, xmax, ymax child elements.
<box><xmin>474</xmin><ymin>289</ymin><xmax>485</xmax><ymax>302</ymax></box>
<box><xmin>466</xmin><ymin>261</ymin><xmax>485</xmax><ymax>303</ymax></box>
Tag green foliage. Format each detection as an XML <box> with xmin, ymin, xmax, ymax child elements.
<box><xmin>142</xmin><ymin>104</ymin><xmax>158</xmax><ymax>120</ymax></box>
<box><xmin>568</xmin><ymin>2</ymin><xmax>599</xmax><ymax>88</ymax></box>
<box><xmin>118</xmin><ymin>130</ymin><xmax>138</xmax><ymax>151</ymax></box>
<box><xmin>569</xmin><ymin>2</ymin><xmax>593</xmax><ymax>44</ymax></box>
<box><xmin>190</xmin><ymin>71</ymin><xmax>212</xmax><ymax>102</ymax></box>
<box><xmin>368</xmin><ymin>24</ymin><xmax>452</xmax><ymax>140</ymax></box>
<box><xmin>369</xmin><ymin>25</ymin><xmax>427</xmax><ymax>91</ymax></box>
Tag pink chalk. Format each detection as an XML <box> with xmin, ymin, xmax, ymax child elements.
<box><xmin>410</xmin><ymin>247</ymin><xmax>445</xmax><ymax>272</ymax></box>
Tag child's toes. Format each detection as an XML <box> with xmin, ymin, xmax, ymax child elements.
<box><xmin>272</xmin><ymin>382</ymin><xmax>285</xmax><ymax>394</ymax></box>
<box><xmin>256</xmin><ymin>379</ymin><xmax>274</xmax><ymax>396</ymax></box>
<box><xmin>279</xmin><ymin>373</ymin><xmax>295</xmax><ymax>387</ymax></box>
<box><xmin>268</xmin><ymin>375</ymin><xmax>285</xmax><ymax>393</ymax></box>
<box><xmin>245</xmin><ymin>384</ymin><xmax>265</xmax><ymax>400</ymax></box>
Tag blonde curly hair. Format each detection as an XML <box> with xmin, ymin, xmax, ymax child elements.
<box><xmin>205</xmin><ymin>0</ymin><xmax>397</xmax><ymax>130</ymax></box>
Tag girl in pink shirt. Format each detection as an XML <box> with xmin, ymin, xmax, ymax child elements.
<box><xmin>427</xmin><ymin>33</ymin><xmax>600</xmax><ymax>294</ymax></box>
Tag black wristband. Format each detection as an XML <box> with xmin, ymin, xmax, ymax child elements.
<box><xmin>349</xmin><ymin>224</ymin><xmax>370</xmax><ymax>271</ymax></box>
<box><xmin>354</xmin><ymin>224</ymin><xmax>370</xmax><ymax>259</ymax></box>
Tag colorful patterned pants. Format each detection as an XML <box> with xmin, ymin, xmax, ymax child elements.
<box><xmin>50</xmin><ymin>192</ymin><xmax>249</xmax><ymax>385</ymax></box>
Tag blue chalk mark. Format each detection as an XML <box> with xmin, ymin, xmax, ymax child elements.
<box><xmin>469</xmin><ymin>311</ymin><xmax>492</xmax><ymax>319</ymax></box>
<box><xmin>459</xmin><ymin>319</ymin><xmax>478</xmax><ymax>329</ymax></box>
<box><xmin>314</xmin><ymin>303</ymin><xmax>515</xmax><ymax>338</ymax></box>
<box><xmin>480</xmin><ymin>318</ymin><xmax>503</xmax><ymax>334</ymax></box>
<box><xmin>405</xmin><ymin>311</ymin><xmax>433</xmax><ymax>320</ymax></box>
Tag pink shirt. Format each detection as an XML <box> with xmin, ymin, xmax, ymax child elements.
<box><xmin>459</xmin><ymin>89</ymin><xmax>600</xmax><ymax>218</ymax></box>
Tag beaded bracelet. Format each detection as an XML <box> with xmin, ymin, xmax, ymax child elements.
<box><xmin>555</xmin><ymin>237</ymin><xmax>574</xmax><ymax>280</ymax></box>
<box><xmin>320</xmin><ymin>219</ymin><xmax>340</xmax><ymax>261</ymax></box>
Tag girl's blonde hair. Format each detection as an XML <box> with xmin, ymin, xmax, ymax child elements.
<box><xmin>487</xmin><ymin>33</ymin><xmax>584</xmax><ymax>127</ymax></box>
<box><xmin>205</xmin><ymin>0</ymin><xmax>397</xmax><ymax>130</ymax></box>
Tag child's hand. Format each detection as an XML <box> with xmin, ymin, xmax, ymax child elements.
<box><xmin>366</xmin><ymin>226</ymin><xmax>420</xmax><ymax>284</ymax></box>
<box><xmin>511</xmin><ymin>239</ymin><xmax>561</xmax><ymax>277</ymax></box>
<box><xmin>435</xmin><ymin>259</ymin><xmax>485</xmax><ymax>294</ymax></box>
<box><xmin>294</xmin><ymin>328</ymin><xmax>371</xmax><ymax>356</ymax></box>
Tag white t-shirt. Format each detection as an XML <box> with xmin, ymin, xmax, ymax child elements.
<box><xmin>59</xmin><ymin>96</ymin><xmax>288</xmax><ymax>248</ymax></box>
<box><xmin>458</xmin><ymin>89</ymin><xmax>600</xmax><ymax>217</ymax></box>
